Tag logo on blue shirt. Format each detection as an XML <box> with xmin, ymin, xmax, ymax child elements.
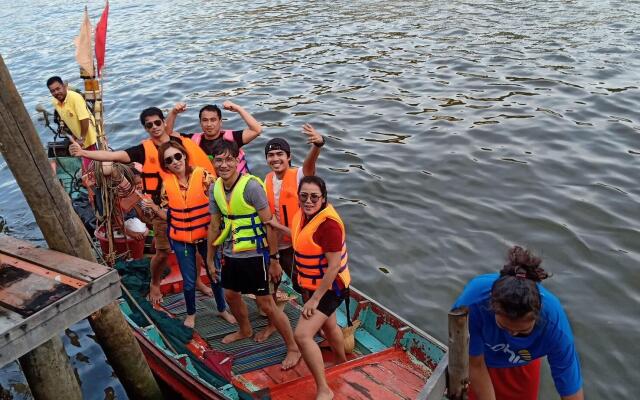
<box><xmin>485</xmin><ymin>342</ymin><xmax>532</xmax><ymax>364</ymax></box>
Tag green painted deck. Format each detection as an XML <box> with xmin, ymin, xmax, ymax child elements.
<box><xmin>161</xmin><ymin>292</ymin><xmax>324</xmax><ymax>375</ymax></box>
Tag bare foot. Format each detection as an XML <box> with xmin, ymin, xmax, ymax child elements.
<box><xmin>184</xmin><ymin>314</ymin><xmax>195</xmax><ymax>328</ymax></box>
<box><xmin>149</xmin><ymin>284</ymin><xmax>163</xmax><ymax>305</ymax></box>
<box><xmin>222</xmin><ymin>330</ymin><xmax>252</xmax><ymax>344</ymax></box>
<box><xmin>316</xmin><ymin>387</ymin><xmax>334</xmax><ymax>400</ymax></box>
<box><xmin>196</xmin><ymin>280</ymin><xmax>213</xmax><ymax>297</ymax></box>
<box><xmin>254</xmin><ymin>324</ymin><xmax>277</xmax><ymax>343</ymax></box>
<box><xmin>281</xmin><ymin>348</ymin><xmax>302</xmax><ymax>370</ymax></box>
<box><xmin>218</xmin><ymin>310</ymin><xmax>237</xmax><ymax>324</ymax></box>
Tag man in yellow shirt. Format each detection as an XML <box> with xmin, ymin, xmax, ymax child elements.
<box><xmin>47</xmin><ymin>76</ymin><xmax>97</xmax><ymax>169</ymax></box>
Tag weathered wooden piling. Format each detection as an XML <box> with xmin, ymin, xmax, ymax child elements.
<box><xmin>18</xmin><ymin>337</ymin><xmax>82</xmax><ymax>399</ymax></box>
<box><xmin>448</xmin><ymin>307</ymin><xmax>469</xmax><ymax>400</ymax></box>
<box><xmin>0</xmin><ymin>54</ymin><xmax>162</xmax><ymax>399</ymax></box>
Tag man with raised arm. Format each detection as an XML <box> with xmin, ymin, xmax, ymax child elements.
<box><xmin>254</xmin><ymin>124</ymin><xmax>324</xmax><ymax>342</ymax></box>
<box><xmin>69</xmin><ymin>107</ymin><xmax>214</xmax><ymax>304</ymax></box>
<box><xmin>165</xmin><ymin>101</ymin><xmax>262</xmax><ymax>173</ymax></box>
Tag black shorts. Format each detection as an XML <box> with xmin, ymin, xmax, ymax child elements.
<box><xmin>303</xmin><ymin>288</ymin><xmax>349</xmax><ymax>317</ymax></box>
<box><xmin>277</xmin><ymin>247</ymin><xmax>302</xmax><ymax>294</ymax></box>
<box><xmin>222</xmin><ymin>255</ymin><xmax>271</xmax><ymax>296</ymax></box>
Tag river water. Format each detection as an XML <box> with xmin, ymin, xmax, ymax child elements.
<box><xmin>1</xmin><ymin>0</ymin><xmax>639</xmax><ymax>398</ymax></box>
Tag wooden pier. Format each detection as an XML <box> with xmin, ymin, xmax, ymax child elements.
<box><xmin>0</xmin><ymin>235</ymin><xmax>120</xmax><ymax>367</ymax></box>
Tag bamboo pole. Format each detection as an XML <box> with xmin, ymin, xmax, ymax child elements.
<box><xmin>0</xmin><ymin>54</ymin><xmax>162</xmax><ymax>400</ymax></box>
<box><xmin>448</xmin><ymin>307</ymin><xmax>469</xmax><ymax>400</ymax></box>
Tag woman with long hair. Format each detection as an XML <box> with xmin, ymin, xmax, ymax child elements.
<box><xmin>158</xmin><ymin>140</ymin><xmax>235</xmax><ymax>327</ymax></box>
<box><xmin>452</xmin><ymin>246</ymin><xmax>583</xmax><ymax>400</ymax></box>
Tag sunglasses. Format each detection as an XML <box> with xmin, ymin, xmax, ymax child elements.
<box><xmin>163</xmin><ymin>152</ymin><xmax>184</xmax><ymax>165</ymax></box>
<box><xmin>144</xmin><ymin>119</ymin><xmax>163</xmax><ymax>129</ymax></box>
<box><xmin>299</xmin><ymin>192</ymin><xmax>322</xmax><ymax>203</ymax></box>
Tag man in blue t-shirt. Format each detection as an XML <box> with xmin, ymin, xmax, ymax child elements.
<box><xmin>452</xmin><ymin>246</ymin><xmax>583</xmax><ymax>400</ymax></box>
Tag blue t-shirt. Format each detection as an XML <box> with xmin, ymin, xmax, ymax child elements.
<box><xmin>452</xmin><ymin>273</ymin><xmax>582</xmax><ymax>397</ymax></box>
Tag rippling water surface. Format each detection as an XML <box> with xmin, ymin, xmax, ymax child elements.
<box><xmin>1</xmin><ymin>1</ymin><xmax>639</xmax><ymax>398</ymax></box>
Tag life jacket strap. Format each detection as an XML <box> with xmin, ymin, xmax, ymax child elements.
<box><xmin>170</xmin><ymin>222</ymin><xmax>211</xmax><ymax>232</ymax></box>
<box><xmin>140</xmin><ymin>171</ymin><xmax>162</xmax><ymax>203</ymax></box>
<box><xmin>222</xmin><ymin>212</ymin><xmax>261</xmax><ymax>220</ymax></box>
<box><xmin>169</xmin><ymin>203</ymin><xmax>209</xmax><ymax>213</ymax></box>
<box><xmin>170</xmin><ymin>212</ymin><xmax>211</xmax><ymax>223</ymax></box>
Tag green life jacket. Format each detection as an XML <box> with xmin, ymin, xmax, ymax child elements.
<box><xmin>212</xmin><ymin>174</ymin><xmax>267</xmax><ymax>253</ymax></box>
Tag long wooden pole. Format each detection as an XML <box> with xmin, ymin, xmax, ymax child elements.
<box><xmin>18</xmin><ymin>334</ymin><xmax>82</xmax><ymax>399</ymax></box>
<box><xmin>0</xmin><ymin>54</ymin><xmax>162</xmax><ymax>400</ymax></box>
<box><xmin>448</xmin><ymin>307</ymin><xmax>469</xmax><ymax>400</ymax></box>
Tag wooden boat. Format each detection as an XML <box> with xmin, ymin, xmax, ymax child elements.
<box><xmin>114</xmin><ymin>253</ymin><xmax>448</xmax><ymax>400</ymax></box>
<box><xmin>39</xmin><ymin>78</ymin><xmax>449</xmax><ymax>400</ymax></box>
<box><xmin>40</xmin><ymin>122</ymin><xmax>449</xmax><ymax>400</ymax></box>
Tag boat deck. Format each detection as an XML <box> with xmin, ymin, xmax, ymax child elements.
<box><xmin>267</xmin><ymin>348</ymin><xmax>430</xmax><ymax>400</ymax></box>
<box><xmin>162</xmin><ymin>292</ymin><xmax>324</xmax><ymax>375</ymax></box>
<box><xmin>162</xmin><ymin>290</ymin><xmax>432</xmax><ymax>399</ymax></box>
<box><xmin>156</xmin><ymin>257</ymin><xmax>440</xmax><ymax>399</ymax></box>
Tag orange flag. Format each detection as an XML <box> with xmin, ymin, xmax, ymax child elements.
<box><xmin>95</xmin><ymin>1</ymin><xmax>109</xmax><ymax>77</ymax></box>
<box><xmin>74</xmin><ymin>7</ymin><xmax>94</xmax><ymax>76</ymax></box>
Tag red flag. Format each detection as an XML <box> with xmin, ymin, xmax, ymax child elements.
<box><xmin>95</xmin><ymin>1</ymin><xmax>109</xmax><ymax>77</ymax></box>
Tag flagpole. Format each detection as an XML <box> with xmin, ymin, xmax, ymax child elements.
<box><xmin>72</xmin><ymin>4</ymin><xmax>163</xmax><ymax>398</ymax></box>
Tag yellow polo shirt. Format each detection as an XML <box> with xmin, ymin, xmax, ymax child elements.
<box><xmin>51</xmin><ymin>90</ymin><xmax>97</xmax><ymax>148</ymax></box>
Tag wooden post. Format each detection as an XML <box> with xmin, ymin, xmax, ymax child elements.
<box><xmin>18</xmin><ymin>335</ymin><xmax>82</xmax><ymax>399</ymax></box>
<box><xmin>0</xmin><ymin>54</ymin><xmax>162</xmax><ymax>399</ymax></box>
<box><xmin>448</xmin><ymin>307</ymin><xmax>469</xmax><ymax>400</ymax></box>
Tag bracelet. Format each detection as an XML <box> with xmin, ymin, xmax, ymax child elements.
<box><xmin>313</xmin><ymin>136</ymin><xmax>325</xmax><ymax>148</ymax></box>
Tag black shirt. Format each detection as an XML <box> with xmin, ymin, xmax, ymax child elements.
<box><xmin>124</xmin><ymin>135</ymin><xmax>186</xmax><ymax>164</ymax></box>
<box><xmin>181</xmin><ymin>130</ymin><xmax>244</xmax><ymax>156</ymax></box>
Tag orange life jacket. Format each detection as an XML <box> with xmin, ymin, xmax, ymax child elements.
<box><xmin>165</xmin><ymin>167</ymin><xmax>211</xmax><ymax>243</ymax></box>
<box><xmin>141</xmin><ymin>137</ymin><xmax>215</xmax><ymax>203</ymax></box>
<box><xmin>291</xmin><ymin>204</ymin><xmax>350</xmax><ymax>292</ymax></box>
<box><xmin>265</xmin><ymin>167</ymin><xmax>299</xmax><ymax>244</ymax></box>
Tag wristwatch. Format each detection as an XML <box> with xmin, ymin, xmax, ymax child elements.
<box><xmin>270</xmin><ymin>253</ymin><xmax>280</xmax><ymax>260</ymax></box>
<box><xmin>314</xmin><ymin>136</ymin><xmax>325</xmax><ymax>148</ymax></box>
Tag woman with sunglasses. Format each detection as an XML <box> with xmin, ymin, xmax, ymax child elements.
<box><xmin>452</xmin><ymin>246</ymin><xmax>583</xmax><ymax>400</ymax></box>
<box><xmin>157</xmin><ymin>141</ymin><xmax>235</xmax><ymax>328</ymax></box>
<box><xmin>267</xmin><ymin>175</ymin><xmax>350</xmax><ymax>400</ymax></box>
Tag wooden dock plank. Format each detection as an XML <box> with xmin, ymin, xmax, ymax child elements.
<box><xmin>0</xmin><ymin>271</ymin><xmax>120</xmax><ymax>367</ymax></box>
<box><xmin>0</xmin><ymin>307</ymin><xmax>25</xmax><ymax>335</ymax></box>
<box><xmin>0</xmin><ymin>235</ymin><xmax>109</xmax><ymax>281</ymax></box>
<box><xmin>0</xmin><ymin>254</ymin><xmax>86</xmax><ymax>288</ymax></box>
<box><xmin>0</xmin><ymin>236</ymin><xmax>122</xmax><ymax>367</ymax></box>
<box><xmin>0</xmin><ymin>264</ymin><xmax>75</xmax><ymax>316</ymax></box>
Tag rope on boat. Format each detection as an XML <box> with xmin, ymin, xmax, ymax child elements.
<box><xmin>93</xmin><ymin>161</ymin><xmax>140</xmax><ymax>263</ymax></box>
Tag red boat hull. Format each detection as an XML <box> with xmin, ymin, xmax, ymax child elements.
<box><xmin>133</xmin><ymin>328</ymin><xmax>226</xmax><ymax>400</ymax></box>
